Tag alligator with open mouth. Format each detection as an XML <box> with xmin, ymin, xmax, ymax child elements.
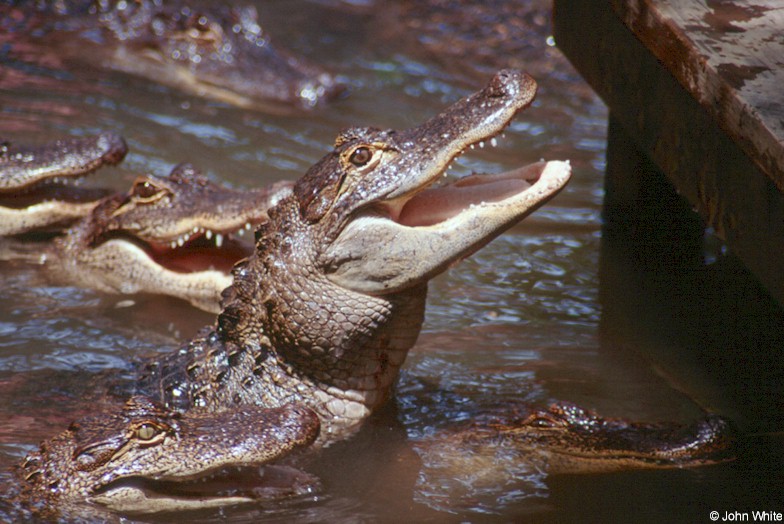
<box><xmin>38</xmin><ymin>163</ymin><xmax>292</xmax><ymax>312</ymax></box>
<box><xmin>0</xmin><ymin>132</ymin><xmax>127</xmax><ymax>235</ymax></box>
<box><xmin>14</xmin><ymin>396</ymin><xmax>320</xmax><ymax>516</ymax></box>
<box><xmin>6</xmin><ymin>0</ymin><xmax>345</xmax><ymax>113</ymax></box>
<box><xmin>12</xmin><ymin>71</ymin><xmax>734</xmax><ymax>515</ymax></box>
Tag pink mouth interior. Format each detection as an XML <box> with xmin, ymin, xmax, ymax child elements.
<box><xmin>144</xmin><ymin>235</ymin><xmax>253</xmax><ymax>274</ymax></box>
<box><xmin>396</xmin><ymin>163</ymin><xmax>544</xmax><ymax>227</ymax></box>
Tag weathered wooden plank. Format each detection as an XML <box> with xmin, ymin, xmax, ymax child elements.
<box><xmin>553</xmin><ymin>0</ymin><xmax>784</xmax><ymax>305</ymax></box>
<box><xmin>610</xmin><ymin>0</ymin><xmax>784</xmax><ymax>190</ymax></box>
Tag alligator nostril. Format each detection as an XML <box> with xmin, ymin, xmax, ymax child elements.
<box><xmin>487</xmin><ymin>71</ymin><xmax>511</xmax><ymax>98</ymax></box>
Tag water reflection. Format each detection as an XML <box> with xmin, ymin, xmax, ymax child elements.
<box><xmin>1</xmin><ymin>0</ymin><xmax>778</xmax><ymax>522</ymax></box>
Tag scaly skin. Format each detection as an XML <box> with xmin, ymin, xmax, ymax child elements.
<box><xmin>135</xmin><ymin>70</ymin><xmax>572</xmax><ymax>439</ymax></box>
<box><xmin>49</xmin><ymin>163</ymin><xmax>293</xmax><ymax>312</ymax></box>
<box><xmin>0</xmin><ymin>133</ymin><xmax>127</xmax><ymax>235</ymax></box>
<box><xmin>422</xmin><ymin>402</ymin><xmax>735</xmax><ymax>475</ymax></box>
<box><xmin>415</xmin><ymin>402</ymin><xmax>735</xmax><ymax>512</ymax></box>
<box><xmin>15</xmin><ymin>396</ymin><xmax>320</xmax><ymax>515</ymax></box>
<box><xmin>16</xmin><ymin>0</ymin><xmax>345</xmax><ymax>113</ymax></box>
<box><xmin>11</xmin><ymin>71</ymin><xmax>734</xmax><ymax>516</ymax></box>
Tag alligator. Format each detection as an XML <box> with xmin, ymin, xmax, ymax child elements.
<box><xmin>14</xmin><ymin>395</ymin><xmax>320</xmax><ymax>516</ymax></box>
<box><xmin>11</xmin><ymin>71</ymin><xmax>734</xmax><ymax>514</ymax></box>
<box><xmin>0</xmin><ymin>132</ymin><xmax>128</xmax><ymax>235</ymax></box>
<box><xmin>43</xmin><ymin>163</ymin><xmax>293</xmax><ymax>312</ymax></box>
<box><xmin>424</xmin><ymin>402</ymin><xmax>734</xmax><ymax>474</ymax></box>
<box><xmin>415</xmin><ymin>402</ymin><xmax>735</xmax><ymax>511</ymax></box>
<box><xmin>8</xmin><ymin>0</ymin><xmax>345</xmax><ymax>113</ymax></box>
<box><xmin>124</xmin><ymin>69</ymin><xmax>570</xmax><ymax>438</ymax></box>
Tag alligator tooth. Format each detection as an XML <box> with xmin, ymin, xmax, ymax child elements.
<box><xmin>171</xmin><ymin>241</ymin><xmax>177</xmax><ymax>249</ymax></box>
<box><xmin>470</xmin><ymin>144</ymin><xmax>475</xmax><ymax>149</ymax></box>
<box><xmin>193</xmin><ymin>226</ymin><xmax>199</xmax><ymax>234</ymax></box>
<box><xmin>479</xmin><ymin>141</ymin><xmax>485</xmax><ymax>148</ymax></box>
<box><xmin>205</xmin><ymin>230</ymin><xmax>213</xmax><ymax>240</ymax></box>
<box><xmin>490</xmin><ymin>137</ymin><xmax>498</xmax><ymax>147</ymax></box>
<box><xmin>244</xmin><ymin>222</ymin><xmax>252</xmax><ymax>230</ymax></box>
<box><xmin>177</xmin><ymin>236</ymin><xmax>185</xmax><ymax>247</ymax></box>
<box><xmin>215</xmin><ymin>233</ymin><xmax>224</xmax><ymax>248</ymax></box>
<box><xmin>237</xmin><ymin>228</ymin><xmax>245</xmax><ymax>237</ymax></box>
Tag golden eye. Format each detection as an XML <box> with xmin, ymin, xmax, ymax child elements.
<box><xmin>135</xmin><ymin>423</ymin><xmax>162</xmax><ymax>442</ymax></box>
<box><xmin>130</xmin><ymin>178</ymin><xmax>169</xmax><ymax>203</ymax></box>
<box><xmin>348</xmin><ymin>146</ymin><xmax>373</xmax><ymax>167</ymax></box>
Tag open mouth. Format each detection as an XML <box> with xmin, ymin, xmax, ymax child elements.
<box><xmin>112</xmin><ymin>221</ymin><xmax>258</xmax><ymax>275</ymax></box>
<box><xmin>369</xmin><ymin>71</ymin><xmax>569</xmax><ymax>232</ymax></box>
<box><xmin>394</xmin><ymin>160</ymin><xmax>569</xmax><ymax>228</ymax></box>
<box><xmin>95</xmin><ymin>464</ymin><xmax>319</xmax><ymax>512</ymax></box>
<box><xmin>324</xmin><ymin>95</ymin><xmax>572</xmax><ymax>296</ymax></box>
<box><xmin>373</xmin><ymin>117</ymin><xmax>572</xmax><ymax>232</ymax></box>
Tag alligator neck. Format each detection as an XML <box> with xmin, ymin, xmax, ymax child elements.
<box><xmin>138</xmin><ymin>196</ymin><xmax>426</xmax><ymax>437</ymax></box>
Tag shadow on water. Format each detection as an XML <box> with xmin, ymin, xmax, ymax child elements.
<box><xmin>0</xmin><ymin>0</ymin><xmax>782</xmax><ymax>522</ymax></box>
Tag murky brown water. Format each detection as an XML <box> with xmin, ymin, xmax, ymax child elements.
<box><xmin>1</xmin><ymin>1</ymin><xmax>783</xmax><ymax>522</ymax></box>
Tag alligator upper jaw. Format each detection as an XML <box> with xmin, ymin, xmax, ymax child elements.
<box><xmin>325</xmin><ymin>159</ymin><xmax>571</xmax><ymax>295</ymax></box>
<box><xmin>0</xmin><ymin>133</ymin><xmax>127</xmax><ymax>192</ymax></box>
<box><xmin>91</xmin><ymin>464</ymin><xmax>318</xmax><ymax>513</ymax></box>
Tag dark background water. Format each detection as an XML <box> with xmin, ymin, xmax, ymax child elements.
<box><xmin>0</xmin><ymin>1</ymin><xmax>783</xmax><ymax>522</ymax></box>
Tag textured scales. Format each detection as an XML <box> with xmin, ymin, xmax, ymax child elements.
<box><xmin>16</xmin><ymin>0</ymin><xmax>345</xmax><ymax>113</ymax></box>
<box><xmin>135</xmin><ymin>70</ymin><xmax>572</xmax><ymax>438</ymax></box>
<box><xmin>16</xmin><ymin>396</ymin><xmax>320</xmax><ymax>514</ymax></box>
<box><xmin>12</xmin><ymin>71</ymin><xmax>736</xmax><ymax>516</ymax></box>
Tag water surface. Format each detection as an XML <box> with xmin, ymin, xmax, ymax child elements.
<box><xmin>0</xmin><ymin>1</ymin><xmax>782</xmax><ymax>522</ymax></box>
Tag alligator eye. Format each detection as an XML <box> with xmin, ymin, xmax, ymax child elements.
<box><xmin>130</xmin><ymin>178</ymin><xmax>170</xmax><ymax>204</ymax></box>
<box><xmin>348</xmin><ymin>146</ymin><xmax>373</xmax><ymax>167</ymax></box>
<box><xmin>525</xmin><ymin>415</ymin><xmax>559</xmax><ymax>428</ymax></box>
<box><xmin>185</xmin><ymin>14</ymin><xmax>223</xmax><ymax>46</ymax></box>
<box><xmin>134</xmin><ymin>423</ymin><xmax>166</xmax><ymax>444</ymax></box>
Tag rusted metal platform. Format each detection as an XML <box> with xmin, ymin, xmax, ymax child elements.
<box><xmin>553</xmin><ymin>0</ymin><xmax>784</xmax><ymax>305</ymax></box>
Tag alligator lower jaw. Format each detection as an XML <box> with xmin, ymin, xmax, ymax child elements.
<box><xmin>0</xmin><ymin>183</ymin><xmax>110</xmax><ymax>210</ymax></box>
<box><xmin>0</xmin><ymin>185</ymin><xmax>111</xmax><ymax>235</ymax></box>
<box><xmin>393</xmin><ymin>160</ymin><xmax>569</xmax><ymax>227</ymax></box>
<box><xmin>91</xmin><ymin>464</ymin><xmax>319</xmax><ymax>513</ymax></box>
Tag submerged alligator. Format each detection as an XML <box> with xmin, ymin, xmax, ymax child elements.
<box><xmin>8</xmin><ymin>0</ymin><xmax>345</xmax><ymax>113</ymax></box>
<box><xmin>0</xmin><ymin>132</ymin><xmax>128</xmax><ymax>235</ymax></box>
<box><xmin>13</xmin><ymin>71</ymin><xmax>734</xmax><ymax>514</ymax></box>
<box><xmin>415</xmin><ymin>402</ymin><xmax>735</xmax><ymax>511</ymax></box>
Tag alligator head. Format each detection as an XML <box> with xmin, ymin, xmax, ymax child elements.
<box><xmin>138</xmin><ymin>70</ymin><xmax>571</xmax><ymax>437</ymax></box>
<box><xmin>51</xmin><ymin>1</ymin><xmax>345</xmax><ymax>113</ymax></box>
<box><xmin>472</xmin><ymin>402</ymin><xmax>735</xmax><ymax>472</ymax></box>
<box><xmin>414</xmin><ymin>402</ymin><xmax>735</xmax><ymax>511</ymax></box>
<box><xmin>16</xmin><ymin>396</ymin><xmax>320</xmax><ymax>514</ymax></box>
<box><xmin>0</xmin><ymin>133</ymin><xmax>127</xmax><ymax>235</ymax></box>
<box><xmin>53</xmin><ymin>163</ymin><xmax>293</xmax><ymax>312</ymax></box>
